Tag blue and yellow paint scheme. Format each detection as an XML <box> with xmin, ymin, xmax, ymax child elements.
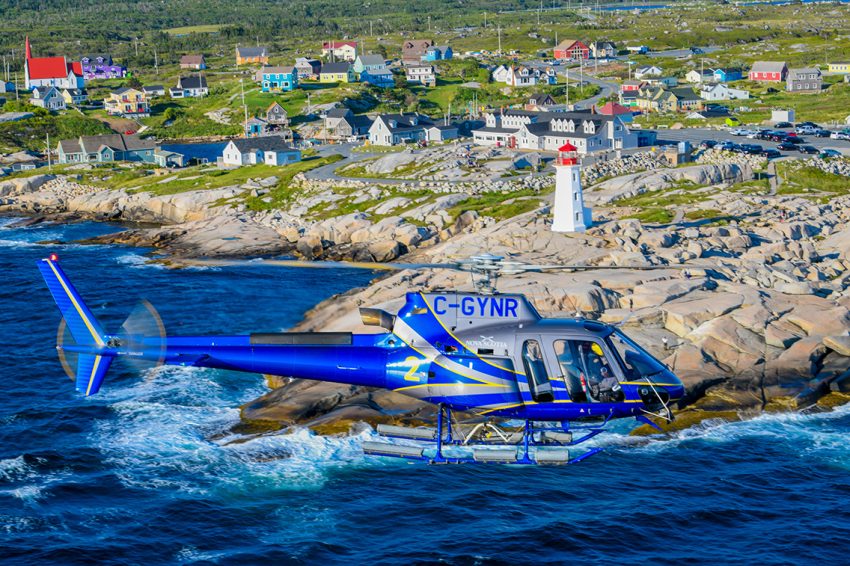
<box><xmin>37</xmin><ymin>257</ymin><xmax>684</xmax><ymax>426</ymax></box>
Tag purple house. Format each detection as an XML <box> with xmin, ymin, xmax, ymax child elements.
<box><xmin>80</xmin><ymin>55</ymin><xmax>126</xmax><ymax>80</ymax></box>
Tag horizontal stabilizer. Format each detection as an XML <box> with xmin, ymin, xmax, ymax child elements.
<box><xmin>74</xmin><ymin>354</ymin><xmax>113</xmax><ymax>396</ymax></box>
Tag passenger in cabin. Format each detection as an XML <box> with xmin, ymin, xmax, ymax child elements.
<box><xmin>595</xmin><ymin>365</ymin><xmax>623</xmax><ymax>403</ymax></box>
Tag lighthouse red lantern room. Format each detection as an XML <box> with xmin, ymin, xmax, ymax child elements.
<box><xmin>552</xmin><ymin>142</ymin><xmax>592</xmax><ymax>233</ymax></box>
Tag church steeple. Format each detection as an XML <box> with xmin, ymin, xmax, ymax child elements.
<box><xmin>25</xmin><ymin>36</ymin><xmax>31</xmax><ymax>60</ymax></box>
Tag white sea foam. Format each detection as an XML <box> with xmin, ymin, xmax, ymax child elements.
<box><xmin>90</xmin><ymin>364</ymin><xmax>377</xmax><ymax>494</ymax></box>
<box><xmin>0</xmin><ymin>456</ymin><xmax>33</xmax><ymax>483</ymax></box>
<box><xmin>601</xmin><ymin>403</ymin><xmax>850</xmax><ymax>467</ymax></box>
<box><xmin>115</xmin><ymin>253</ymin><xmax>218</xmax><ymax>271</ymax></box>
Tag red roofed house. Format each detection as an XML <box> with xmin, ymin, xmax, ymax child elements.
<box><xmin>322</xmin><ymin>41</ymin><xmax>358</xmax><ymax>62</ymax></box>
<box><xmin>24</xmin><ymin>37</ymin><xmax>84</xmax><ymax>91</ymax></box>
<box><xmin>598</xmin><ymin>101</ymin><xmax>633</xmax><ymax>123</ymax></box>
<box><xmin>553</xmin><ymin>40</ymin><xmax>590</xmax><ymax>61</ymax></box>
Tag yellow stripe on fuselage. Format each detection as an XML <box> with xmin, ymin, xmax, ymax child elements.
<box><xmin>393</xmin><ymin>382</ymin><xmax>507</xmax><ymax>393</ymax></box>
<box><xmin>47</xmin><ymin>260</ymin><xmax>104</xmax><ymax>346</ymax></box>
<box><xmin>392</xmin><ymin>323</ymin><xmax>508</xmax><ymax>388</ymax></box>
<box><xmin>419</xmin><ymin>292</ymin><xmax>525</xmax><ymax>376</ymax></box>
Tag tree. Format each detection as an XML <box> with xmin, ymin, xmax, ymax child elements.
<box><xmin>126</xmin><ymin>76</ymin><xmax>143</xmax><ymax>89</ymax></box>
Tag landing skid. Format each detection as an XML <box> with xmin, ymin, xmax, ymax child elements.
<box><xmin>362</xmin><ymin>405</ymin><xmax>606</xmax><ymax>465</ymax></box>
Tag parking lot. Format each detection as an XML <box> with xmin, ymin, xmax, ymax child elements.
<box><xmin>653</xmin><ymin>126</ymin><xmax>850</xmax><ymax>156</ymax></box>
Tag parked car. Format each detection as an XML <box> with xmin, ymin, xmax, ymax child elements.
<box><xmin>699</xmin><ymin>140</ymin><xmax>718</xmax><ymax>149</ymax></box>
<box><xmin>741</xmin><ymin>143</ymin><xmax>763</xmax><ymax>154</ymax></box>
<box><xmin>796</xmin><ymin>126</ymin><xmax>817</xmax><ymax>135</ymax></box>
<box><xmin>798</xmin><ymin>121</ymin><xmax>821</xmax><ymax>129</ymax></box>
<box><xmin>777</xmin><ymin>142</ymin><xmax>796</xmax><ymax>151</ymax></box>
<box><xmin>762</xmin><ymin>149</ymin><xmax>781</xmax><ymax>159</ymax></box>
<box><xmin>718</xmin><ymin>141</ymin><xmax>738</xmax><ymax>151</ymax></box>
<box><xmin>774</xmin><ymin>121</ymin><xmax>793</xmax><ymax>129</ymax></box>
<box><xmin>783</xmin><ymin>136</ymin><xmax>804</xmax><ymax>144</ymax></box>
<box><xmin>730</xmin><ymin>127</ymin><xmax>748</xmax><ymax>136</ymax></box>
<box><xmin>797</xmin><ymin>145</ymin><xmax>818</xmax><ymax>154</ymax></box>
<box><xmin>830</xmin><ymin>130</ymin><xmax>850</xmax><ymax>141</ymax></box>
<box><xmin>813</xmin><ymin>129</ymin><xmax>832</xmax><ymax>138</ymax></box>
<box><xmin>819</xmin><ymin>149</ymin><xmax>843</xmax><ymax>159</ymax></box>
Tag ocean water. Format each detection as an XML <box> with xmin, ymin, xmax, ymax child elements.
<box><xmin>1</xmin><ymin>217</ymin><xmax>849</xmax><ymax>565</ymax></box>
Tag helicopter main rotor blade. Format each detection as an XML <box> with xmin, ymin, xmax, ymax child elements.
<box><xmin>181</xmin><ymin>258</ymin><xmax>466</xmax><ymax>272</ymax></box>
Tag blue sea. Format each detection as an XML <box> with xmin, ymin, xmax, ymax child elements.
<box><xmin>1</xmin><ymin>217</ymin><xmax>849</xmax><ymax>565</ymax></box>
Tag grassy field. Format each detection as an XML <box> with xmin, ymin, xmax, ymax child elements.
<box><xmin>165</xmin><ymin>25</ymin><xmax>223</xmax><ymax>36</ymax></box>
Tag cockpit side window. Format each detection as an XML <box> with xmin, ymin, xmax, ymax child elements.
<box><xmin>606</xmin><ymin>330</ymin><xmax>668</xmax><ymax>381</ymax></box>
<box><xmin>522</xmin><ymin>339</ymin><xmax>554</xmax><ymax>402</ymax></box>
<box><xmin>555</xmin><ymin>339</ymin><xmax>623</xmax><ymax>403</ymax></box>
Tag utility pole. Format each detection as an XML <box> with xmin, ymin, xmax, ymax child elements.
<box><xmin>46</xmin><ymin>132</ymin><xmax>51</xmax><ymax>171</ymax></box>
<box><xmin>497</xmin><ymin>25</ymin><xmax>502</xmax><ymax>55</ymax></box>
<box><xmin>538</xmin><ymin>0</ymin><xmax>542</xmax><ymax>26</ymax></box>
<box><xmin>240</xmin><ymin>78</ymin><xmax>248</xmax><ymax>137</ymax></box>
<box><xmin>154</xmin><ymin>49</ymin><xmax>158</xmax><ymax>76</ymax></box>
<box><xmin>484</xmin><ymin>12</ymin><xmax>487</xmax><ymax>28</ymax></box>
<box><xmin>370</xmin><ymin>21</ymin><xmax>373</xmax><ymax>37</ymax></box>
<box><xmin>134</xmin><ymin>38</ymin><xmax>138</xmax><ymax>57</ymax></box>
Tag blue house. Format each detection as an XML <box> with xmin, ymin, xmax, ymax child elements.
<box><xmin>352</xmin><ymin>54</ymin><xmax>386</xmax><ymax>75</ymax></box>
<box><xmin>259</xmin><ymin>66</ymin><xmax>298</xmax><ymax>93</ymax></box>
<box><xmin>360</xmin><ymin>69</ymin><xmax>395</xmax><ymax>88</ymax></box>
<box><xmin>423</xmin><ymin>45</ymin><xmax>453</xmax><ymax>62</ymax></box>
<box><xmin>713</xmin><ymin>68</ymin><xmax>743</xmax><ymax>83</ymax></box>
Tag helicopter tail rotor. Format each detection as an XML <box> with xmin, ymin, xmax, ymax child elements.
<box><xmin>116</xmin><ymin>299</ymin><xmax>167</xmax><ymax>374</ymax></box>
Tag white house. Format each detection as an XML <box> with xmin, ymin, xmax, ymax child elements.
<box><xmin>634</xmin><ymin>65</ymin><xmax>663</xmax><ymax>79</ymax></box>
<box><xmin>407</xmin><ymin>65</ymin><xmax>436</xmax><ymax>87</ymax></box>
<box><xmin>30</xmin><ymin>86</ymin><xmax>66</xmax><ymax>111</ymax></box>
<box><xmin>700</xmin><ymin>83</ymin><xmax>750</xmax><ymax>101</ymax></box>
<box><xmin>492</xmin><ymin>65</ymin><xmax>511</xmax><ymax>83</ymax></box>
<box><xmin>425</xmin><ymin>124</ymin><xmax>459</xmax><ymax>142</ymax></box>
<box><xmin>221</xmin><ymin>137</ymin><xmax>301</xmax><ymax>166</ymax></box>
<box><xmin>368</xmin><ymin>113</ymin><xmax>433</xmax><ymax>145</ymax></box>
<box><xmin>471</xmin><ymin>109</ymin><xmax>637</xmax><ymax>154</ymax></box>
<box><xmin>170</xmin><ymin>75</ymin><xmax>208</xmax><ymax>99</ymax></box>
<box><xmin>685</xmin><ymin>69</ymin><xmax>714</xmax><ymax>84</ymax></box>
<box><xmin>493</xmin><ymin>65</ymin><xmax>556</xmax><ymax>87</ymax></box>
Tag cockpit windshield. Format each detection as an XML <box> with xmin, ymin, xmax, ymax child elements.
<box><xmin>606</xmin><ymin>330</ymin><xmax>668</xmax><ymax>381</ymax></box>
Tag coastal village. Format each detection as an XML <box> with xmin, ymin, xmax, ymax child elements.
<box><xmin>2</xmin><ymin>1</ymin><xmax>850</xmax><ymax>432</ymax></box>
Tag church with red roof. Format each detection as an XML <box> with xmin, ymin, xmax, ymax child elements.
<box><xmin>24</xmin><ymin>37</ymin><xmax>84</xmax><ymax>91</ymax></box>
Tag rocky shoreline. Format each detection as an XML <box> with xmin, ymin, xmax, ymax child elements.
<box><xmin>3</xmin><ymin>154</ymin><xmax>850</xmax><ymax>437</ymax></box>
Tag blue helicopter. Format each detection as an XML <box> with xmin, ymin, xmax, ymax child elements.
<box><xmin>38</xmin><ymin>253</ymin><xmax>686</xmax><ymax>466</ymax></box>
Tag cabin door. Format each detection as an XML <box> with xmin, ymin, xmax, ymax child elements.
<box><xmin>517</xmin><ymin>337</ymin><xmax>555</xmax><ymax>404</ymax></box>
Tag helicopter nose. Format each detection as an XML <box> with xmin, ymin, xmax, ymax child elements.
<box><xmin>660</xmin><ymin>370</ymin><xmax>686</xmax><ymax>401</ymax></box>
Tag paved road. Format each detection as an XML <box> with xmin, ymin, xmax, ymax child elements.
<box><xmin>644</xmin><ymin>47</ymin><xmax>721</xmax><ymax>59</ymax></box>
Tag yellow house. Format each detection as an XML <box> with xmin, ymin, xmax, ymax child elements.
<box><xmin>104</xmin><ymin>87</ymin><xmax>150</xmax><ymax>118</ymax></box>
<box><xmin>319</xmin><ymin>62</ymin><xmax>354</xmax><ymax>83</ymax></box>
<box><xmin>61</xmin><ymin>88</ymin><xmax>87</xmax><ymax>105</ymax></box>
<box><xmin>828</xmin><ymin>62</ymin><xmax>850</xmax><ymax>74</ymax></box>
<box><xmin>236</xmin><ymin>46</ymin><xmax>269</xmax><ymax>66</ymax></box>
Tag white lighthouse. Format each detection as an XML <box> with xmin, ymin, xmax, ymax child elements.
<box><xmin>552</xmin><ymin>142</ymin><xmax>592</xmax><ymax>233</ymax></box>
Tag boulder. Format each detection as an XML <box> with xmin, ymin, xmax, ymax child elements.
<box><xmin>767</xmin><ymin>337</ymin><xmax>827</xmax><ymax>382</ymax></box>
<box><xmin>662</xmin><ymin>293</ymin><xmax>744</xmax><ymax>337</ymax></box>
<box><xmin>785</xmin><ymin>305</ymin><xmax>850</xmax><ymax>337</ymax></box>
<box><xmin>823</xmin><ymin>335</ymin><xmax>850</xmax><ymax>357</ymax></box>
<box><xmin>368</xmin><ymin>240</ymin><xmax>402</xmax><ymax>262</ymax></box>
<box><xmin>686</xmin><ymin>316</ymin><xmax>764</xmax><ymax>376</ymax></box>
<box><xmin>621</xmin><ymin>277</ymin><xmax>704</xmax><ymax>310</ymax></box>
<box><xmin>296</xmin><ymin>234</ymin><xmax>323</xmax><ymax>259</ymax></box>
